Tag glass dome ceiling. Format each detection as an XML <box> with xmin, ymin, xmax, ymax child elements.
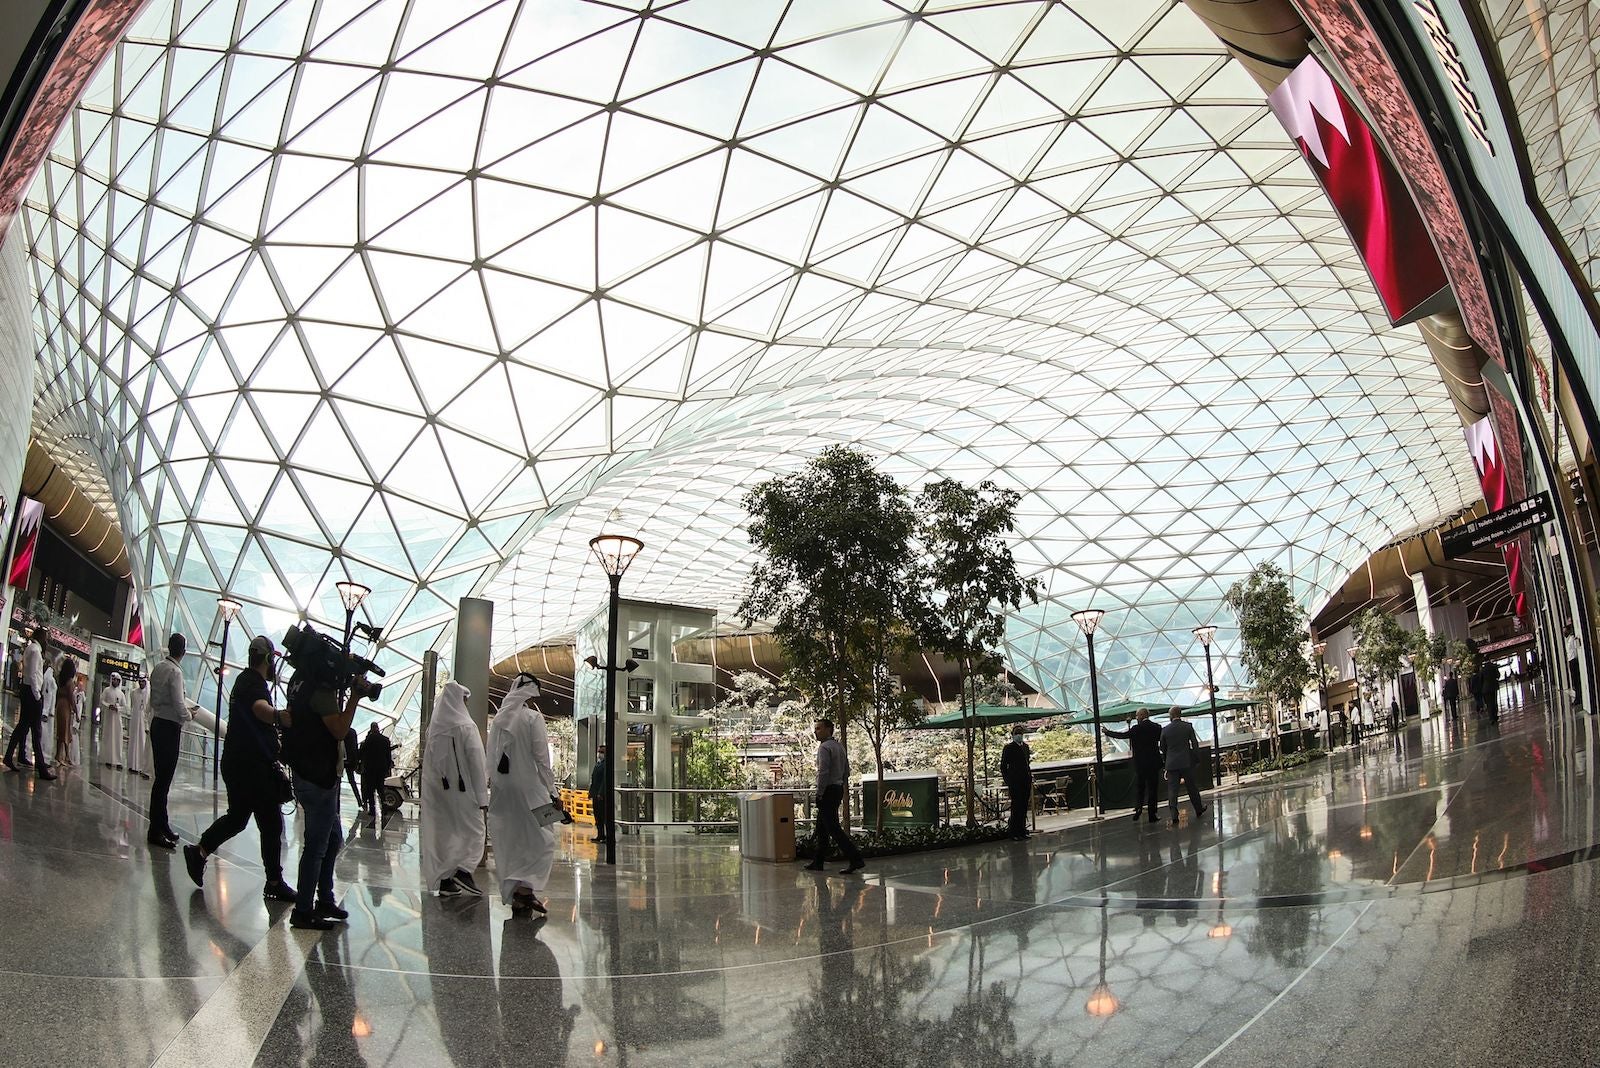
<box><xmin>22</xmin><ymin>0</ymin><xmax>1479</xmax><ymax>719</ymax></box>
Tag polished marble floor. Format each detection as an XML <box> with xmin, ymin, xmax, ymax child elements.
<box><xmin>4</xmin><ymin>701</ymin><xmax>1600</xmax><ymax>1067</ymax></box>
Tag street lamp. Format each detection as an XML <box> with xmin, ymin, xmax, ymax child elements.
<box><xmin>1073</xmin><ymin>608</ymin><xmax>1106</xmax><ymax>817</ymax></box>
<box><xmin>212</xmin><ymin>597</ymin><xmax>242</xmax><ymax>790</ymax></box>
<box><xmin>1312</xmin><ymin>640</ymin><xmax>1329</xmax><ymax>744</ymax></box>
<box><xmin>590</xmin><ymin>532</ymin><xmax>644</xmax><ymax>866</ymax></box>
<box><xmin>334</xmin><ymin>580</ymin><xmax>371</xmax><ymax>651</ymax></box>
<box><xmin>1349</xmin><ymin>648</ymin><xmax>1361</xmax><ymax>744</ymax></box>
<box><xmin>1193</xmin><ymin>625</ymin><xmax>1220</xmax><ymax>786</ymax></box>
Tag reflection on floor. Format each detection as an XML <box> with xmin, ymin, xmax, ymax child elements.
<box><xmin>4</xmin><ymin>701</ymin><xmax>1600</xmax><ymax>1066</ymax></box>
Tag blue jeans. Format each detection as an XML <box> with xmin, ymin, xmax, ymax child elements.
<box><xmin>293</xmin><ymin>775</ymin><xmax>343</xmax><ymax>914</ymax></box>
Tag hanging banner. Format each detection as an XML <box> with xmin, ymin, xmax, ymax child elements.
<box><xmin>7</xmin><ymin>496</ymin><xmax>43</xmax><ymax>589</ymax></box>
<box><xmin>127</xmin><ymin>585</ymin><xmax>143</xmax><ymax>647</ymax></box>
<box><xmin>1267</xmin><ymin>56</ymin><xmax>1451</xmax><ymax>327</ymax></box>
<box><xmin>1464</xmin><ymin>416</ymin><xmax>1527</xmax><ymax>616</ymax></box>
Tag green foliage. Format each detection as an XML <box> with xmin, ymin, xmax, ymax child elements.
<box><xmin>1351</xmin><ymin>607</ymin><xmax>1408</xmax><ymax>705</ymax></box>
<box><xmin>916</xmin><ymin>479</ymin><xmax>1041</xmax><ymax>824</ymax></box>
<box><xmin>1223</xmin><ymin>563</ymin><xmax>1314</xmax><ymax>738</ymax></box>
<box><xmin>796</xmin><ymin>823</ymin><xmax>1012</xmax><ymax>859</ymax></box>
<box><xmin>738</xmin><ymin>446</ymin><xmax>917</xmax><ymax>732</ymax></box>
<box><xmin>738</xmin><ymin>447</ymin><xmax>925</xmax><ymax>828</ymax></box>
<box><xmin>1026</xmin><ymin>725</ymin><xmax>1097</xmax><ymax>763</ymax></box>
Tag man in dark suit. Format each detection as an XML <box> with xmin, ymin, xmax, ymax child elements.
<box><xmin>1159</xmin><ymin>707</ymin><xmax>1208</xmax><ymax>827</ymax></box>
<box><xmin>999</xmin><ymin>724</ymin><xmax>1033</xmax><ymax>840</ymax></box>
<box><xmin>358</xmin><ymin>723</ymin><xmax>394</xmax><ymax>826</ymax></box>
<box><xmin>1103</xmin><ymin>708</ymin><xmax>1163</xmax><ymax>823</ymax></box>
<box><xmin>588</xmin><ymin>744</ymin><xmax>611</xmax><ymax>844</ymax></box>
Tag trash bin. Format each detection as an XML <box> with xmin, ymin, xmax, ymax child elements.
<box><xmin>738</xmin><ymin>792</ymin><xmax>796</xmax><ymax>862</ymax></box>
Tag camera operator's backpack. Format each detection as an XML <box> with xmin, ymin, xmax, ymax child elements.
<box><xmin>280</xmin><ymin>672</ymin><xmax>342</xmax><ymax>789</ymax></box>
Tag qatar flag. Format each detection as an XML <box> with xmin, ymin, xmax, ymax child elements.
<box><xmin>127</xmin><ymin>586</ymin><xmax>144</xmax><ymax>647</ymax></box>
<box><xmin>7</xmin><ymin>496</ymin><xmax>42</xmax><ymax>589</ymax></box>
<box><xmin>1268</xmin><ymin>57</ymin><xmax>1450</xmax><ymax>326</ymax></box>
<box><xmin>1465</xmin><ymin>416</ymin><xmax>1527</xmax><ymax>617</ymax></box>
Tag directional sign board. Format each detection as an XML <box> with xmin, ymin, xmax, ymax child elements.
<box><xmin>1441</xmin><ymin>492</ymin><xmax>1554</xmax><ymax>559</ymax></box>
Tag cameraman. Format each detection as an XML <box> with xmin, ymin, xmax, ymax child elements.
<box><xmin>184</xmin><ymin>635</ymin><xmax>297</xmax><ymax>903</ymax></box>
<box><xmin>281</xmin><ymin>664</ymin><xmax>369</xmax><ymax>931</ymax></box>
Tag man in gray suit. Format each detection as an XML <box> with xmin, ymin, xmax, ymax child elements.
<box><xmin>1159</xmin><ymin>707</ymin><xmax>1208</xmax><ymax>827</ymax></box>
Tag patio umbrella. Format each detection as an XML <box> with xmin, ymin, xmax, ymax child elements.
<box><xmin>910</xmin><ymin>705</ymin><xmax>1069</xmax><ymax>730</ymax></box>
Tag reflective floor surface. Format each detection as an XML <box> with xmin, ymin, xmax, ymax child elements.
<box><xmin>5</xmin><ymin>700</ymin><xmax>1600</xmax><ymax>1067</ymax></box>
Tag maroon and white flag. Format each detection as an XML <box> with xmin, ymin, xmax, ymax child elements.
<box><xmin>6</xmin><ymin>496</ymin><xmax>42</xmax><ymax>589</ymax></box>
<box><xmin>1269</xmin><ymin>56</ymin><xmax>1450</xmax><ymax>326</ymax></box>
<box><xmin>1465</xmin><ymin>416</ymin><xmax>1527</xmax><ymax>617</ymax></box>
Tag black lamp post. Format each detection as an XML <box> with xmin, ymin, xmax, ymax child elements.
<box><xmin>1312</xmin><ymin>640</ymin><xmax>1329</xmax><ymax>744</ymax></box>
<box><xmin>1349</xmin><ymin>649</ymin><xmax>1361</xmax><ymax>744</ymax></box>
<box><xmin>334</xmin><ymin>580</ymin><xmax>371</xmax><ymax>712</ymax></box>
<box><xmin>590</xmin><ymin>532</ymin><xmax>643</xmax><ymax>866</ymax></box>
<box><xmin>1193</xmin><ymin>624</ymin><xmax>1220</xmax><ymax>786</ymax></box>
<box><xmin>334</xmin><ymin>581</ymin><xmax>371</xmax><ymax>655</ymax></box>
<box><xmin>1073</xmin><ymin>608</ymin><xmax>1106</xmax><ymax>818</ymax></box>
<box><xmin>212</xmin><ymin>597</ymin><xmax>241</xmax><ymax>790</ymax></box>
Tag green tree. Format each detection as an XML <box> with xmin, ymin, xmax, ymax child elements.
<box><xmin>1352</xmin><ymin>607</ymin><xmax>1407</xmax><ymax>714</ymax></box>
<box><xmin>1406</xmin><ymin>626</ymin><xmax>1438</xmax><ymax>713</ymax></box>
<box><xmin>1224</xmin><ymin>563</ymin><xmax>1314</xmax><ymax>757</ymax></box>
<box><xmin>738</xmin><ymin>446</ymin><xmax>918</xmax><ymax>827</ymax></box>
<box><xmin>916</xmin><ymin>479</ymin><xmax>1041</xmax><ymax>826</ymax></box>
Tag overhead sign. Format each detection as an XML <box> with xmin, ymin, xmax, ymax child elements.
<box><xmin>96</xmin><ymin>652</ymin><xmax>141</xmax><ymax>678</ymax></box>
<box><xmin>1441</xmin><ymin>493</ymin><xmax>1554</xmax><ymax>559</ymax></box>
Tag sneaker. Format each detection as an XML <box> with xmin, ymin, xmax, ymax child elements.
<box><xmin>289</xmin><ymin>910</ymin><xmax>338</xmax><ymax>931</ymax></box>
<box><xmin>147</xmin><ymin>831</ymin><xmax>177</xmax><ymax>850</ymax></box>
<box><xmin>841</xmin><ymin>861</ymin><xmax>865</xmax><ymax>875</ymax></box>
<box><xmin>1195</xmin><ymin>805</ymin><xmax>1209</xmax><ymax>819</ymax></box>
<box><xmin>262</xmin><ymin>879</ymin><xmax>297</xmax><ymax>903</ymax></box>
<box><xmin>1131</xmin><ymin>811</ymin><xmax>1142</xmax><ymax>822</ymax></box>
<box><xmin>37</xmin><ymin>769</ymin><xmax>57</xmax><ymax>781</ymax></box>
<box><xmin>314</xmin><ymin>899</ymin><xmax>349</xmax><ymax>922</ymax></box>
<box><xmin>438</xmin><ymin>877</ymin><xmax>464</xmax><ymax>897</ymax></box>
<box><xmin>183</xmin><ymin>844</ymin><xmax>206</xmax><ymax>887</ymax></box>
<box><xmin>803</xmin><ymin>862</ymin><xmax>824</xmax><ymax>872</ymax></box>
<box><xmin>455</xmin><ymin>871</ymin><xmax>484</xmax><ymax>897</ymax></box>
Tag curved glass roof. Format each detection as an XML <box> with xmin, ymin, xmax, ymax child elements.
<box><xmin>22</xmin><ymin>0</ymin><xmax>1478</xmax><ymax>719</ymax></box>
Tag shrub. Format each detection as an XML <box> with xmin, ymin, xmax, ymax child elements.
<box><xmin>795</xmin><ymin>823</ymin><xmax>1012</xmax><ymax>859</ymax></box>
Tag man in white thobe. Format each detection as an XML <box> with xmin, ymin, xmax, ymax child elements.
<box><xmin>98</xmin><ymin>673</ymin><xmax>127</xmax><ymax>767</ymax></box>
<box><xmin>127</xmin><ymin>678</ymin><xmax>151</xmax><ymax>777</ymax></box>
<box><xmin>39</xmin><ymin>655</ymin><xmax>58</xmax><ymax>764</ymax></box>
<box><xmin>488</xmin><ymin>676</ymin><xmax>557</xmax><ymax>914</ymax></box>
<box><xmin>421</xmin><ymin>681</ymin><xmax>488</xmax><ymax>897</ymax></box>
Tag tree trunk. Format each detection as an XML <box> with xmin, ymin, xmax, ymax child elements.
<box><xmin>963</xmin><ymin>659</ymin><xmax>977</xmax><ymax>828</ymax></box>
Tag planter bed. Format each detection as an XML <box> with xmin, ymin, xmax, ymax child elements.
<box><xmin>796</xmin><ymin>823</ymin><xmax>1012</xmax><ymax>860</ymax></box>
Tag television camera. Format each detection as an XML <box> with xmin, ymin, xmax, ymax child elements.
<box><xmin>281</xmin><ymin>622</ymin><xmax>386</xmax><ymax>702</ymax></box>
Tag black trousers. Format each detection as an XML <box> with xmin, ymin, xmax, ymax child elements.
<box><xmin>5</xmin><ymin>686</ymin><xmax>44</xmax><ymax>766</ymax></box>
<box><xmin>1167</xmin><ymin>767</ymin><xmax>1204</xmax><ymax>819</ymax></box>
<box><xmin>812</xmin><ymin>783</ymin><xmax>862</xmax><ymax>864</ymax></box>
<box><xmin>360</xmin><ymin>771</ymin><xmax>383</xmax><ymax>816</ymax></box>
<box><xmin>148</xmin><ymin>719</ymin><xmax>182</xmax><ymax>836</ymax></box>
<box><xmin>1132</xmin><ymin>762</ymin><xmax>1161</xmax><ymax>816</ymax></box>
<box><xmin>1006</xmin><ymin>780</ymin><xmax>1031</xmax><ymax>837</ymax></box>
<box><xmin>591</xmin><ymin>795</ymin><xmax>611</xmax><ymax>840</ymax></box>
<box><xmin>199</xmin><ymin>763</ymin><xmax>285</xmax><ymax>881</ymax></box>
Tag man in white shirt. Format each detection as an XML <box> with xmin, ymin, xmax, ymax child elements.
<box><xmin>803</xmin><ymin>718</ymin><xmax>864</xmax><ymax>874</ymax></box>
<box><xmin>4</xmin><ymin>628</ymin><xmax>53</xmax><ymax>778</ymax></box>
<box><xmin>146</xmin><ymin>633</ymin><xmax>193</xmax><ymax>848</ymax></box>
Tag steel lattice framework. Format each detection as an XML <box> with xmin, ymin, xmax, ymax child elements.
<box><xmin>22</xmin><ymin>0</ymin><xmax>1478</xmax><ymax>725</ymax></box>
